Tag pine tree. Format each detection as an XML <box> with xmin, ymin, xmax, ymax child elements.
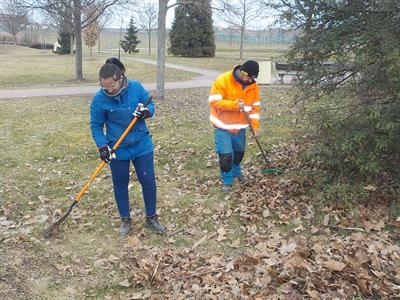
<box><xmin>278</xmin><ymin>0</ymin><xmax>400</xmax><ymax>183</ymax></box>
<box><xmin>57</xmin><ymin>30</ymin><xmax>71</xmax><ymax>54</ymax></box>
<box><xmin>169</xmin><ymin>0</ymin><xmax>215</xmax><ymax>57</ymax></box>
<box><xmin>120</xmin><ymin>17</ymin><xmax>141</xmax><ymax>54</ymax></box>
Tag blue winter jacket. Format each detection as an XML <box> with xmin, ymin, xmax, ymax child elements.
<box><xmin>90</xmin><ymin>80</ymin><xmax>155</xmax><ymax>160</ymax></box>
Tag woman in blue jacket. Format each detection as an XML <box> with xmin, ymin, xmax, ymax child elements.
<box><xmin>90</xmin><ymin>58</ymin><xmax>166</xmax><ymax>239</ymax></box>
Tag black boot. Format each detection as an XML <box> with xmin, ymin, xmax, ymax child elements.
<box><xmin>145</xmin><ymin>215</ymin><xmax>167</xmax><ymax>234</ymax></box>
<box><xmin>119</xmin><ymin>217</ymin><xmax>132</xmax><ymax>239</ymax></box>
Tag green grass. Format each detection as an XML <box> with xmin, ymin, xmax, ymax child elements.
<box><xmin>0</xmin><ymin>39</ymin><xmax>289</xmax><ymax>88</ymax></box>
<box><xmin>0</xmin><ymin>87</ymin><xmax>297</xmax><ymax>298</ymax></box>
<box><xmin>0</xmin><ymin>86</ymin><xmax>296</xmax><ymax>231</ymax></box>
<box><xmin>0</xmin><ymin>45</ymin><xmax>196</xmax><ymax>89</ymax></box>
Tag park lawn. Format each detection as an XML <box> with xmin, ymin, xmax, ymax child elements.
<box><xmin>0</xmin><ymin>45</ymin><xmax>196</xmax><ymax>89</ymax></box>
<box><xmin>1</xmin><ymin>86</ymin><xmax>398</xmax><ymax>298</ymax></box>
<box><xmin>0</xmin><ymin>42</ymin><xmax>289</xmax><ymax>89</ymax></box>
<box><xmin>0</xmin><ymin>86</ymin><xmax>298</xmax><ymax>299</ymax></box>
<box><xmin>131</xmin><ymin>46</ymin><xmax>288</xmax><ymax>72</ymax></box>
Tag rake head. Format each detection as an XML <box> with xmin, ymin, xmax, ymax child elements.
<box><xmin>261</xmin><ymin>168</ymin><xmax>283</xmax><ymax>175</ymax></box>
<box><xmin>42</xmin><ymin>201</ymin><xmax>78</xmax><ymax>239</ymax></box>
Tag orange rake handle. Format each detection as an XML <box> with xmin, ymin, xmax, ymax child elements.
<box><xmin>75</xmin><ymin>95</ymin><xmax>153</xmax><ymax>202</ymax></box>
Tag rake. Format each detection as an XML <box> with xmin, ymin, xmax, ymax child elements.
<box><xmin>243</xmin><ymin>110</ymin><xmax>282</xmax><ymax>175</ymax></box>
<box><xmin>43</xmin><ymin>95</ymin><xmax>153</xmax><ymax>238</ymax></box>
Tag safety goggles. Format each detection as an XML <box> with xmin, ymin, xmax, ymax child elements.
<box><xmin>100</xmin><ymin>77</ymin><xmax>122</xmax><ymax>90</ymax></box>
<box><xmin>100</xmin><ymin>75</ymin><xmax>128</xmax><ymax>97</ymax></box>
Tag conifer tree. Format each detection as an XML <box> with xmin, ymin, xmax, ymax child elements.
<box><xmin>169</xmin><ymin>0</ymin><xmax>215</xmax><ymax>57</ymax></box>
<box><xmin>57</xmin><ymin>30</ymin><xmax>72</xmax><ymax>54</ymax></box>
<box><xmin>120</xmin><ymin>17</ymin><xmax>141</xmax><ymax>54</ymax></box>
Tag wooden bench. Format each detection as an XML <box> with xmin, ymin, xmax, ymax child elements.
<box><xmin>275</xmin><ymin>61</ymin><xmax>337</xmax><ymax>84</ymax></box>
<box><xmin>275</xmin><ymin>62</ymin><xmax>304</xmax><ymax>84</ymax></box>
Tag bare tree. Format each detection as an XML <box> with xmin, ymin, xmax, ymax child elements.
<box><xmin>83</xmin><ymin>5</ymin><xmax>100</xmax><ymax>59</ymax></box>
<box><xmin>135</xmin><ymin>0</ymin><xmax>157</xmax><ymax>55</ymax></box>
<box><xmin>157</xmin><ymin>0</ymin><xmax>210</xmax><ymax>100</ymax></box>
<box><xmin>214</xmin><ymin>0</ymin><xmax>269</xmax><ymax>59</ymax></box>
<box><xmin>24</xmin><ymin>0</ymin><xmax>133</xmax><ymax>81</ymax></box>
<box><xmin>117</xmin><ymin>11</ymin><xmax>127</xmax><ymax>59</ymax></box>
<box><xmin>226</xmin><ymin>26</ymin><xmax>238</xmax><ymax>47</ymax></box>
<box><xmin>97</xmin><ymin>10</ymin><xmax>112</xmax><ymax>53</ymax></box>
<box><xmin>0</xmin><ymin>0</ymin><xmax>28</xmax><ymax>43</ymax></box>
<box><xmin>157</xmin><ymin>0</ymin><xmax>168</xmax><ymax>100</ymax></box>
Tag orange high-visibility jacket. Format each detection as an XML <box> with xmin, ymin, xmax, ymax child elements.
<box><xmin>209</xmin><ymin>66</ymin><xmax>261</xmax><ymax>133</ymax></box>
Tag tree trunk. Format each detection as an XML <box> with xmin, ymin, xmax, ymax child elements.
<box><xmin>73</xmin><ymin>0</ymin><xmax>83</xmax><ymax>81</ymax></box>
<box><xmin>70</xmin><ymin>34</ymin><xmax>74</xmax><ymax>55</ymax></box>
<box><xmin>98</xmin><ymin>30</ymin><xmax>101</xmax><ymax>53</ymax></box>
<box><xmin>240</xmin><ymin>25</ymin><xmax>244</xmax><ymax>60</ymax></box>
<box><xmin>157</xmin><ymin>0</ymin><xmax>168</xmax><ymax>100</ymax></box>
<box><xmin>148</xmin><ymin>30</ymin><xmax>151</xmax><ymax>55</ymax></box>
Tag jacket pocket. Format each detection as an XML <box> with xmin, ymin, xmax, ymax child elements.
<box><xmin>107</xmin><ymin>107</ymin><xmax>133</xmax><ymax>128</ymax></box>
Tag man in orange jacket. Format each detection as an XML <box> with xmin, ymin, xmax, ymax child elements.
<box><xmin>209</xmin><ymin>60</ymin><xmax>261</xmax><ymax>192</ymax></box>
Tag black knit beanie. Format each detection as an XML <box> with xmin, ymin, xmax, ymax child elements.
<box><xmin>240</xmin><ymin>60</ymin><xmax>259</xmax><ymax>78</ymax></box>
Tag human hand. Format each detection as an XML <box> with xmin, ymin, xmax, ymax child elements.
<box><xmin>133</xmin><ymin>103</ymin><xmax>150</xmax><ymax>119</ymax></box>
<box><xmin>239</xmin><ymin>100</ymin><xmax>252</xmax><ymax>113</ymax></box>
<box><xmin>99</xmin><ymin>146</ymin><xmax>116</xmax><ymax>163</ymax></box>
<box><xmin>238</xmin><ymin>100</ymin><xmax>244</xmax><ymax>111</ymax></box>
<box><xmin>251</xmin><ymin>128</ymin><xmax>260</xmax><ymax>138</ymax></box>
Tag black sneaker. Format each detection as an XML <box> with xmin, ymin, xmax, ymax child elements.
<box><xmin>145</xmin><ymin>215</ymin><xmax>167</xmax><ymax>234</ymax></box>
<box><xmin>119</xmin><ymin>217</ymin><xmax>132</xmax><ymax>239</ymax></box>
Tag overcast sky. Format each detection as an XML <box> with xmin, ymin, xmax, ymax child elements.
<box><xmin>109</xmin><ymin>0</ymin><xmax>276</xmax><ymax>30</ymax></box>
<box><xmin>110</xmin><ymin>1</ymin><xmax>205</xmax><ymax>29</ymax></box>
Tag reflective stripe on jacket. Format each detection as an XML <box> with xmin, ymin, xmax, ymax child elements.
<box><xmin>209</xmin><ymin>66</ymin><xmax>261</xmax><ymax>133</ymax></box>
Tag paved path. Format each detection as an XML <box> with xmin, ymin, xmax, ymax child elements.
<box><xmin>0</xmin><ymin>58</ymin><xmax>220</xmax><ymax>99</ymax></box>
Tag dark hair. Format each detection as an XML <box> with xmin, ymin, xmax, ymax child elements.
<box><xmin>99</xmin><ymin>63</ymin><xmax>122</xmax><ymax>80</ymax></box>
<box><xmin>105</xmin><ymin>57</ymin><xmax>125</xmax><ymax>74</ymax></box>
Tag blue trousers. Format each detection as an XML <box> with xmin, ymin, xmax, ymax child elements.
<box><xmin>109</xmin><ymin>152</ymin><xmax>156</xmax><ymax>218</ymax></box>
<box><xmin>214</xmin><ymin>128</ymin><xmax>246</xmax><ymax>185</ymax></box>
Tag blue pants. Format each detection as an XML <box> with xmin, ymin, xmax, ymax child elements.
<box><xmin>214</xmin><ymin>128</ymin><xmax>246</xmax><ymax>185</ymax></box>
<box><xmin>109</xmin><ymin>152</ymin><xmax>156</xmax><ymax>218</ymax></box>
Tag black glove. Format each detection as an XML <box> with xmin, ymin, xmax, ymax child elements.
<box><xmin>133</xmin><ymin>103</ymin><xmax>150</xmax><ymax>119</ymax></box>
<box><xmin>99</xmin><ymin>146</ymin><xmax>116</xmax><ymax>163</ymax></box>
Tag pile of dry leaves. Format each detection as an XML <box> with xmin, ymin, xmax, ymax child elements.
<box><xmin>120</xmin><ymin>141</ymin><xmax>400</xmax><ymax>299</ymax></box>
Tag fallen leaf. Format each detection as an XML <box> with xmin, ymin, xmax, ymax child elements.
<box><xmin>364</xmin><ymin>185</ymin><xmax>377</xmax><ymax>191</ymax></box>
<box><xmin>225</xmin><ymin>237</ymin><xmax>238</xmax><ymax>248</ymax></box>
<box><xmin>126</xmin><ymin>236</ymin><xmax>140</xmax><ymax>249</ymax></box>
<box><xmin>323</xmin><ymin>214</ymin><xmax>330</xmax><ymax>226</ymax></box>
<box><xmin>216</xmin><ymin>227</ymin><xmax>226</xmax><ymax>241</ymax></box>
<box><xmin>192</xmin><ymin>234</ymin><xmax>208</xmax><ymax>250</ymax></box>
<box><xmin>324</xmin><ymin>260</ymin><xmax>346</xmax><ymax>272</ymax></box>
<box><xmin>279</xmin><ymin>240</ymin><xmax>297</xmax><ymax>255</ymax></box>
<box><xmin>118</xmin><ymin>279</ymin><xmax>130</xmax><ymax>287</ymax></box>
